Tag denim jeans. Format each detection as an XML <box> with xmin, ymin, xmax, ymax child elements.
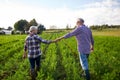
<box><xmin>79</xmin><ymin>53</ymin><xmax>89</xmax><ymax>70</ymax></box>
<box><xmin>29</xmin><ymin>55</ymin><xmax>41</xmax><ymax>69</ymax></box>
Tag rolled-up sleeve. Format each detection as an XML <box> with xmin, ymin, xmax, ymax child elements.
<box><xmin>90</xmin><ymin>30</ymin><xmax>94</xmax><ymax>46</ymax></box>
<box><xmin>64</xmin><ymin>27</ymin><xmax>81</xmax><ymax>39</ymax></box>
<box><xmin>41</xmin><ymin>39</ymin><xmax>51</xmax><ymax>44</ymax></box>
<box><xmin>91</xmin><ymin>34</ymin><xmax>94</xmax><ymax>46</ymax></box>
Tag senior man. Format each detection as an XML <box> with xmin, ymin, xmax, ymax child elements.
<box><xmin>54</xmin><ymin>18</ymin><xmax>94</xmax><ymax>80</ymax></box>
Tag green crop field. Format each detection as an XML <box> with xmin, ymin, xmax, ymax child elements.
<box><xmin>0</xmin><ymin>30</ymin><xmax>120</xmax><ymax>80</ymax></box>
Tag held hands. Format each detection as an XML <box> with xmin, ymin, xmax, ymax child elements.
<box><xmin>52</xmin><ymin>38</ymin><xmax>63</xmax><ymax>43</ymax></box>
<box><xmin>50</xmin><ymin>37</ymin><xmax>64</xmax><ymax>43</ymax></box>
<box><xmin>47</xmin><ymin>39</ymin><xmax>60</xmax><ymax>44</ymax></box>
<box><xmin>49</xmin><ymin>37</ymin><xmax>64</xmax><ymax>43</ymax></box>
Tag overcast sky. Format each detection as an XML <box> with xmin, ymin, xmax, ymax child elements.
<box><xmin>0</xmin><ymin>0</ymin><xmax>120</xmax><ymax>29</ymax></box>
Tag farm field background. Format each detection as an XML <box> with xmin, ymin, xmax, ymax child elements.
<box><xmin>0</xmin><ymin>30</ymin><xmax>120</xmax><ymax>80</ymax></box>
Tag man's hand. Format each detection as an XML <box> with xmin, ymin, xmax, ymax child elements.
<box><xmin>90</xmin><ymin>45</ymin><xmax>94</xmax><ymax>52</ymax></box>
<box><xmin>52</xmin><ymin>39</ymin><xmax>60</xmax><ymax>43</ymax></box>
<box><xmin>23</xmin><ymin>52</ymin><xmax>27</xmax><ymax>59</ymax></box>
<box><xmin>55</xmin><ymin>38</ymin><xmax>61</xmax><ymax>42</ymax></box>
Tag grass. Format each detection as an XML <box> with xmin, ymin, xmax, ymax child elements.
<box><xmin>0</xmin><ymin>29</ymin><xmax>120</xmax><ymax>80</ymax></box>
<box><xmin>92</xmin><ymin>29</ymin><xmax>120</xmax><ymax>36</ymax></box>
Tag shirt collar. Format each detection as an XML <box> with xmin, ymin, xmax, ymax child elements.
<box><xmin>29</xmin><ymin>33</ymin><xmax>37</xmax><ymax>36</ymax></box>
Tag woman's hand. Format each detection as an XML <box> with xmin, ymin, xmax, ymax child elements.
<box><xmin>23</xmin><ymin>52</ymin><xmax>27</xmax><ymax>59</ymax></box>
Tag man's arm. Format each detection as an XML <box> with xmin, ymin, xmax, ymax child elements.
<box><xmin>64</xmin><ymin>27</ymin><xmax>81</xmax><ymax>39</ymax></box>
<box><xmin>90</xmin><ymin>30</ymin><xmax>94</xmax><ymax>51</ymax></box>
<box><xmin>54</xmin><ymin>27</ymin><xmax>81</xmax><ymax>42</ymax></box>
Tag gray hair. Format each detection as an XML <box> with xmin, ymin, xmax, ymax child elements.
<box><xmin>77</xmin><ymin>18</ymin><xmax>84</xmax><ymax>23</ymax></box>
<box><xmin>29</xmin><ymin>26</ymin><xmax>38</xmax><ymax>32</ymax></box>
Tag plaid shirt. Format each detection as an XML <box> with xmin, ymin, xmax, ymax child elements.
<box><xmin>24</xmin><ymin>34</ymin><xmax>51</xmax><ymax>58</ymax></box>
<box><xmin>64</xmin><ymin>25</ymin><xmax>94</xmax><ymax>54</ymax></box>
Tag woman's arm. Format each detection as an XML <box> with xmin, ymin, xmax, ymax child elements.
<box><xmin>41</xmin><ymin>39</ymin><xmax>52</xmax><ymax>44</ymax></box>
<box><xmin>23</xmin><ymin>40</ymin><xmax>27</xmax><ymax>59</ymax></box>
<box><xmin>36</xmin><ymin>35</ymin><xmax>52</xmax><ymax>44</ymax></box>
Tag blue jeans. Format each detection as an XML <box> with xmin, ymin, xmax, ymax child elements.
<box><xmin>79</xmin><ymin>53</ymin><xmax>89</xmax><ymax>70</ymax></box>
<box><xmin>29</xmin><ymin>56</ymin><xmax>41</xmax><ymax>70</ymax></box>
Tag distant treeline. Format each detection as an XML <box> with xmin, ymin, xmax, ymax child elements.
<box><xmin>90</xmin><ymin>24</ymin><xmax>120</xmax><ymax>30</ymax></box>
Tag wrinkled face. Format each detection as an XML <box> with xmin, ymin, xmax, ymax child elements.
<box><xmin>76</xmin><ymin>21</ymin><xmax>83</xmax><ymax>27</ymax></box>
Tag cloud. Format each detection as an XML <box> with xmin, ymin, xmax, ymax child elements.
<box><xmin>0</xmin><ymin>0</ymin><xmax>120</xmax><ymax>29</ymax></box>
<box><xmin>81</xmin><ymin>0</ymin><xmax>120</xmax><ymax>25</ymax></box>
<box><xmin>0</xmin><ymin>2</ymin><xmax>76</xmax><ymax>29</ymax></box>
<box><xmin>84</xmin><ymin>0</ymin><xmax>120</xmax><ymax>8</ymax></box>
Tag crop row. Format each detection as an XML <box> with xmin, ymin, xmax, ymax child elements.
<box><xmin>0</xmin><ymin>33</ymin><xmax>120</xmax><ymax>80</ymax></box>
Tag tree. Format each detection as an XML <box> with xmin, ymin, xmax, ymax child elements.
<box><xmin>7</xmin><ymin>26</ymin><xmax>13</xmax><ymax>30</ymax></box>
<box><xmin>25</xmin><ymin>19</ymin><xmax>38</xmax><ymax>31</ymax></box>
<box><xmin>29</xmin><ymin>19</ymin><xmax>38</xmax><ymax>26</ymax></box>
<box><xmin>90</xmin><ymin>24</ymin><xmax>120</xmax><ymax>30</ymax></box>
<box><xmin>37</xmin><ymin>24</ymin><xmax>46</xmax><ymax>34</ymax></box>
<box><xmin>14</xmin><ymin>19</ymin><xmax>28</xmax><ymax>32</ymax></box>
<box><xmin>0</xmin><ymin>27</ymin><xmax>4</xmax><ymax>30</ymax></box>
<box><xmin>0</xmin><ymin>27</ymin><xmax>2</xmax><ymax>30</ymax></box>
<box><xmin>66</xmin><ymin>24</ymin><xmax>69</xmax><ymax>30</ymax></box>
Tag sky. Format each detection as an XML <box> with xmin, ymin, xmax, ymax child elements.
<box><xmin>0</xmin><ymin>0</ymin><xmax>120</xmax><ymax>29</ymax></box>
